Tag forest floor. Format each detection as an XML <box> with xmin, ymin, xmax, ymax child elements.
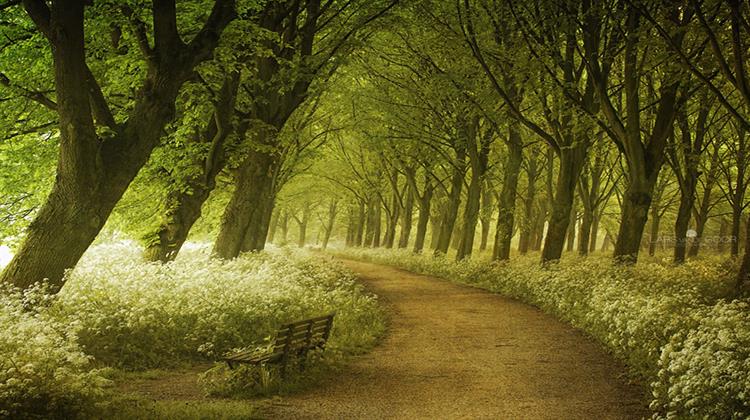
<box><xmin>259</xmin><ymin>258</ymin><xmax>648</xmax><ymax>419</ymax></box>
<box><xmin>116</xmin><ymin>258</ymin><xmax>647</xmax><ymax>419</ymax></box>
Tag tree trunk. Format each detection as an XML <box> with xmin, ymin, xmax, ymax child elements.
<box><xmin>363</xmin><ymin>196</ymin><xmax>376</xmax><ymax>247</ymax></box>
<box><xmin>566</xmin><ymin>208</ymin><xmax>577</xmax><ymax>252</ymax></box>
<box><xmin>267</xmin><ymin>209</ymin><xmax>279</xmax><ymax>244</ymax></box>
<box><xmin>541</xmin><ymin>147</ymin><xmax>586</xmax><ymax>263</ymax></box>
<box><xmin>321</xmin><ymin>200</ymin><xmax>336</xmax><ymax>250</ymax></box>
<box><xmin>518</xmin><ymin>161</ymin><xmax>537</xmax><ymax>255</ymax></box>
<box><xmin>672</xmin><ymin>191</ymin><xmax>694</xmax><ymax>262</ymax></box>
<box><xmin>372</xmin><ymin>203</ymin><xmax>382</xmax><ymax>247</ymax></box>
<box><xmin>413</xmin><ymin>177</ymin><xmax>433</xmax><ymax>254</ymax></box>
<box><xmin>456</xmin><ymin>170</ymin><xmax>482</xmax><ymax>261</ymax></box>
<box><xmin>398</xmin><ymin>183</ymin><xmax>414</xmax><ymax>248</ymax></box>
<box><xmin>492</xmin><ymin>126</ymin><xmax>523</xmax><ymax>261</ymax></box>
<box><xmin>731</xmin><ymin>206</ymin><xmax>742</xmax><ymax>256</ymax></box>
<box><xmin>532</xmin><ymin>149</ymin><xmax>556</xmax><ymax>252</ymax></box>
<box><xmin>296</xmin><ymin>203</ymin><xmax>311</xmax><ymax>248</ymax></box>
<box><xmin>383</xmin><ymin>171</ymin><xmax>401</xmax><ymax>249</ymax></box>
<box><xmin>457</xmin><ymin>122</ymin><xmax>488</xmax><ymax>261</ymax></box>
<box><xmin>144</xmin><ymin>73</ymin><xmax>240</xmax><ymax>262</ymax></box>
<box><xmin>479</xmin><ymin>180</ymin><xmax>493</xmax><ymax>252</ymax></box>
<box><xmin>589</xmin><ymin>213</ymin><xmax>600</xmax><ymax>253</ymax></box>
<box><xmin>213</xmin><ymin>145</ymin><xmax>279</xmax><ymax>259</ymax></box>
<box><xmin>279</xmin><ymin>210</ymin><xmax>289</xmax><ymax>245</ymax></box>
<box><xmin>614</xmin><ymin>181</ymin><xmax>655</xmax><ymax>262</ymax></box>
<box><xmin>649</xmin><ymin>205</ymin><xmax>661</xmax><ymax>257</ymax></box>
<box><xmin>435</xmin><ymin>147</ymin><xmax>466</xmax><ymax>255</ymax></box>
<box><xmin>578</xmin><ymin>207</ymin><xmax>592</xmax><ymax>256</ymax></box>
<box><xmin>355</xmin><ymin>200</ymin><xmax>365</xmax><ymax>246</ymax></box>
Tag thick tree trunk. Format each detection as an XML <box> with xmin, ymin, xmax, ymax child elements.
<box><xmin>673</xmin><ymin>191</ymin><xmax>694</xmax><ymax>263</ymax></box>
<box><xmin>435</xmin><ymin>147</ymin><xmax>466</xmax><ymax>255</ymax></box>
<box><xmin>541</xmin><ymin>148</ymin><xmax>586</xmax><ymax>263</ymax></box>
<box><xmin>398</xmin><ymin>183</ymin><xmax>414</xmax><ymax>248</ymax></box>
<box><xmin>457</xmin><ymin>164</ymin><xmax>483</xmax><ymax>261</ymax></box>
<box><xmin>1</xmin><ymin>1</ymin><xmax>235</xmax><ymax>292</ymax></box>
<box><xmin>213</xmin><ymin>146</ymin><xmax>279</xmax><ymax>259</ymax></box>
<box><xmin>492</xmin><ymin>127</ymin><xmax>523</xmax><ymax>261</ymax></box>
<box><xmin>144</xmin><ymin>73</ymin><xmax>240</xmax><ymax>262</ymax></box>
<box><xmin>457</xmin><ymin>123</ymin><xmax>488</xmax><ymax>261</ymax></box>
<box><xmin>614</xmin><ymin>182</ymin><xmax>655</xmax><ymax>263</ymax></box>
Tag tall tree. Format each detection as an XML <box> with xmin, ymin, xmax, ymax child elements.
<box><xmin>1</xmin><ymin>0</ymin><xmax>236</xmax><ymax>292</ymax></box>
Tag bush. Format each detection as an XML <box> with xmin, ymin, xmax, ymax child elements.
<box><xmin>53</xmin><ymin>243</ymin><xmax>385</xmax><ymax>369</ymax></box>
<box><xmin>333</xmin><ymin>248</ymin><xmax>745</xmax><ymax>419</ymax></box>
<box><xmin>0</xmin><ymin>243</ymin><xmax>385</xmax><ymax>418</ymax></box>
<box><xmin>0</xmin><ymin>285</ymin><xmax>109</xmax><ymax>419</ymax></box>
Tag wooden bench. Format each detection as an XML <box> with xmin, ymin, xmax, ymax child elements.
<box><xmin>223</xmin><ymin>313</ymin><xmax>335</xmax><ymax>374</ymax></box>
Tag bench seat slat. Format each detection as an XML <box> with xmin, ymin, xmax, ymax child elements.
<box><xmin>224</xmin><ymin>313</ymin><xmax>334</xmax><ymax>369</ymax></box>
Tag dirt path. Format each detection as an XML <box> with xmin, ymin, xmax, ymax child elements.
<box><xmin>262</xmin><ymin>259</ymin><xmax>647</xmax><ymax>419</ymax></box>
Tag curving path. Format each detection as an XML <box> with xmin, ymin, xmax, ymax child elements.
<box><xmin>262</xmin><ymin>259</ymin><xmax>647</xmax><ymax>419</ymax></box>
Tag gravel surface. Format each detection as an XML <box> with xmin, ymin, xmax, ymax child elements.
<box><xmin>261</xmin><ymin>258</ymin><xmax>647</xmax><ymax>420</ymax></box>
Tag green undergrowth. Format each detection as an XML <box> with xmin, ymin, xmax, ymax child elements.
<box><xmin>333</xmin><ymin>247</ymin><xmax>748</xmax><ymax>419</ymax></box>
<box><xmin>0</xmin><ymin>243</ymin><xmax>385</xmax><ymax>419</ymax></box>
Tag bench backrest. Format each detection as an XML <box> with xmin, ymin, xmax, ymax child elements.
<box><xmin>272</xmin><ymin>313</ymin><xmax>335</xmax><ymax>358</ymax></box>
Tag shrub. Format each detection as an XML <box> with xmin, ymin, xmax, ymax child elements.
<box><xmin>0</xmin><ymin>242</ymin><xmax>385</xmax><ymax>417</ymax></box>
<box><xmin>333</xmin><ymin>248</ymin><xmax>745</xmax><ymax>418</ymax></box>
<box><xmin>51</xmin><ymin>243</ymin><xmax>385</xmax><ymax>369</ymax></box>
<box><xmin>0</xmin><ymin>285</ymin><xmax>109</xmax><ymax>419</ymax></box>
